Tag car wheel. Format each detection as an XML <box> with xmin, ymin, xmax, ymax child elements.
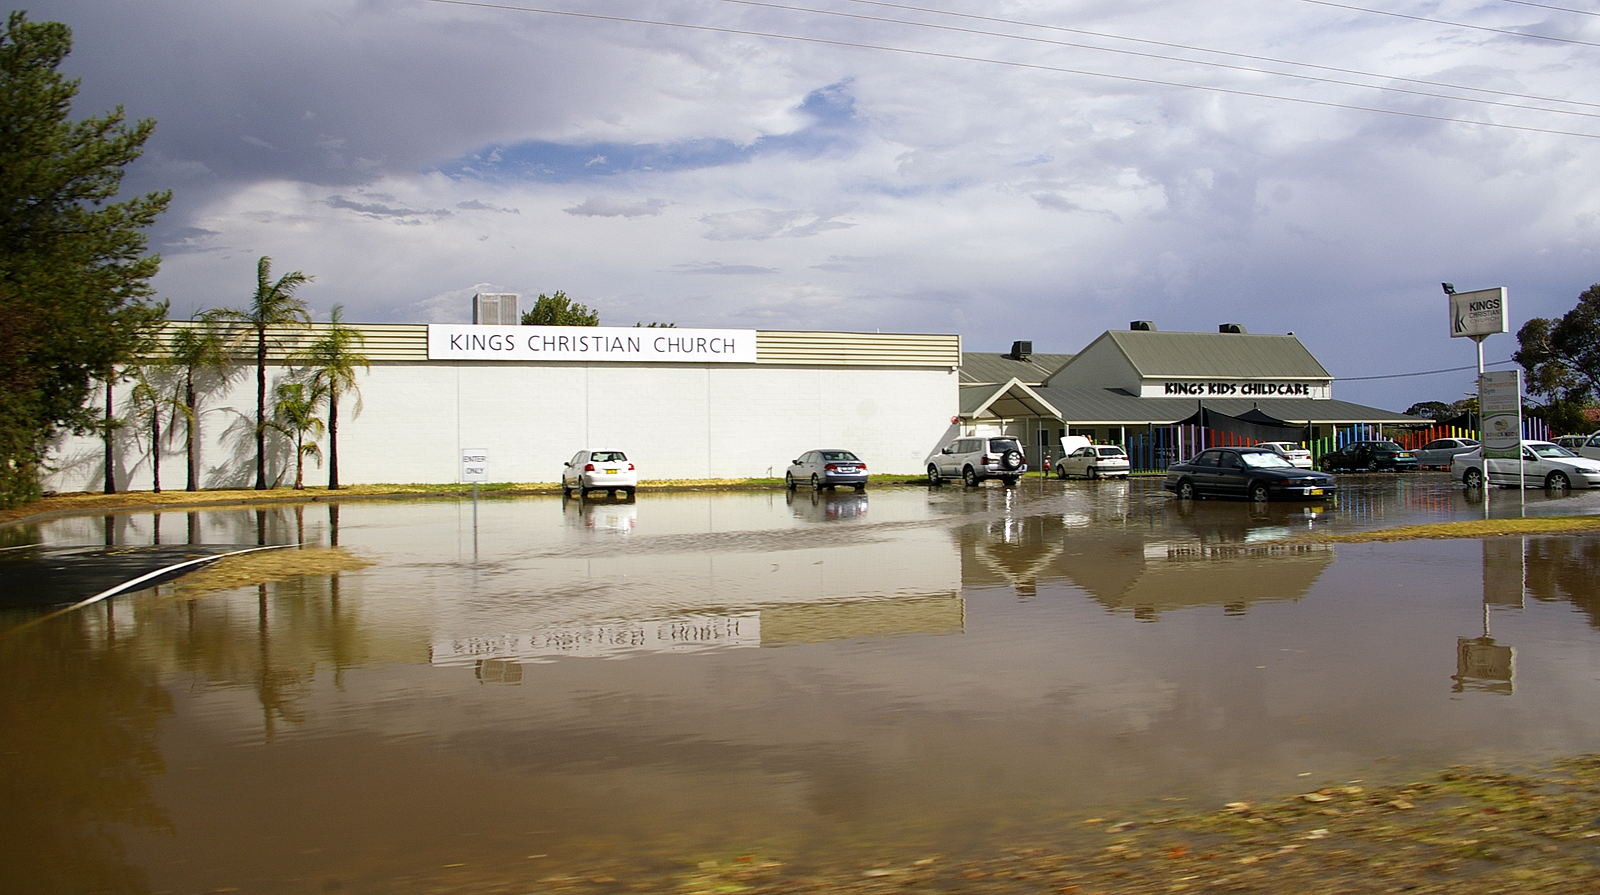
<box><xmin>811</xmin><ymin>474</ymin><xmax>823</xmax><ymax>492</ymax></box>
<box><xmin>1364</xmin><ymin>460</ymin><xmax>1379</xmax><ymax>472</ymax></box>
<box><xmin>624</xmin><ymin>488</ymin><xmax>636</xmax><ymax>500</ymax></box>
<box><xmin>1056</xmin><ymin>465</ymin><xmax>1068</xmax><ymax>480</ymax></box>
<box><xmin>1463</xmin><ymin>467</ymin><xmax>1485</xmax><ymax>489</ymax></box>
<box><xmin>785</xmin><ymin>472</ymin><xmax>796</xmax><ymax>491</ymax></box>
<box><xmin>562</xmin><ymin>484</ymin><xmax>572</xmax><ymax>498</ymax></box>
<box><xmin>963</xmin><ymin>466</ymin><xmax>979</xmax><ymax>487</ymax></box>
<box><xmin>1002</xmin><ymin>476</ymin><xmax>1019</xmax><ymax>486</ymax></box>
<box><xmin>1249</xmin><ymin>482</ymin><xmax>1270</xmax><ymax>503</ymax></box>
<box><xmin>1088</xmin><ymin>467</ymin><xmax>1099</xmax><ymax>480</ymax></box>
<box><xmin>855</xmin><ymin>484</ymin><xmax>866</xmax><ymax>492</ymax></box>
<box><xmin>1176</xmin><ymin>479</ymin><xmax>1197</xmax><ymax>500</ymax></box>
<box><xmin>927</xmin><ymin>463</ymin><xmax>942</xmax><ymax>486</ymax></box>
<box><xmin>1547</xmin><ymin>471</ymin><xmax>1570</xmax><ymax>492</ymax></box>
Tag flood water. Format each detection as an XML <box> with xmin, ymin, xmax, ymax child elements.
<box><xmin>4</xmin><ymin>474</ymin><xmax>1600</xmax><ymax>894</ymax></box>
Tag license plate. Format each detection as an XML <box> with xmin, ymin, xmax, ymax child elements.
<box><xmin>1309</xmin><ymin>488</ymin><xmax>1324</xmax><ymax>495</ymax></box>
<box><xmin>605</xmin><ymin>468</ymin><xmax>618</xmax><ymax>474</ymax></box>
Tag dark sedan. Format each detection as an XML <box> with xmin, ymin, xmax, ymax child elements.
<box><xmin>1318</xmin><ymin>440</ymin><xmax>1419</xmax><ymax>472</ymax></box>
<box><xmin>1163</xmin><ymin>447</ymin><xmax>1336</xmax><ymax>502</ymax></box>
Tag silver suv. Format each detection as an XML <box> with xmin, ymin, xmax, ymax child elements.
<box><xmin>929</xmin><ymin>435</ymin><xmax>1027</xmax><ymax>486</ymax></box>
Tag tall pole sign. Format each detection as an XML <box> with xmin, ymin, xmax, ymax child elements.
<box><xmin>1447</xmin><ymin>286</ymin><xmax>1508</xmax><ymax>375</ymax></box>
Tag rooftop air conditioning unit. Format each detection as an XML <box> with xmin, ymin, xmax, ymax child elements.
<box><xmin>1009</xmin><ymin>340</ymin><xmax>1033</xmax><ymax>360</ymax></box>
<box><xmin>1218</xmin><ymin>323</ymin><xmax>1247</xmax><ymax>334</ymax></box>
<box><xmin>1130</xmin><ymin>321</ymin><xmax>1156</xmax><ymax>331</ymax></box>
<box><xmin>473</xmin><ymin>292</ymin><xmax>520</xmax><ymax>325</ymax></box>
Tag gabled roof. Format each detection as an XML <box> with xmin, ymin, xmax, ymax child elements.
<box><xmin>961</xmin><ymin>351</ymin><xmax>1073</xmax><ymax>385</ymax></box>
<box><xmin>959</xmin><ymin>378</ymin><xmax>1062</xmax><ymax>419</ymax></box>
<box><xmin>1028</xmin><ymin>385</ymin><xmax>1423</xmax><ymax>426</ymax></box>
<box><xmin>1056</xmin><ymin>331</ymin><xmax>1331</xmax><ymax>381</ymax></box>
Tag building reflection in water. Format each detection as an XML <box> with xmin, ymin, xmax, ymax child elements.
<box><xmin>957</xmin><ymin>493</ymin><xmax>1336</xmax><ymax>619</ymax></box>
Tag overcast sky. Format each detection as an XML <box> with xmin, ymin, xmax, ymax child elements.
<box><xmin>28</xmin><ymin>0</ymin><xmax>1600</xmax><ymax>410</ymax></box>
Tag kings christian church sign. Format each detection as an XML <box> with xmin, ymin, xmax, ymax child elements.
<box><xmin>428</xmin><ymin>325</ymin><xmax>757</xmax><ymax>363</ymax></box>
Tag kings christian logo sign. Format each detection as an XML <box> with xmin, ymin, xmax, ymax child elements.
<box><xmin>1450</xmin><ymin>287</ymin><xmax>1508</xmax><ymax>339</ymax></box>
<box><xmin>428</xmin><ymin>325</ymin><xmax>757</xmax><ymax>363</ymax></box>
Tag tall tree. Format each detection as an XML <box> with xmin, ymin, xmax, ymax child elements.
<box><xmin>293</xmin><ymin>305</ymin><xmax>368</xmax><ymax>490</ymax></box>
<box><xmin>166</xmin><ymin>311</ymin><xmax>234</xmax><ymax>491</ymax></box>
<box><xmin>1514</xmin><ymin>284</ymin><xmax>1600</xmax><ymax>434</ymax></box>
<box><xmin>0</xmin><ymin>13</ymin><xmax>170</xmax><ymax>507</ymax></box>
<box><xmin>224</xmin><ymin>257</ymin><xmax>311</xmax><ymax>489</ymax></box>
<box><xmin>521</xmin><ymin>290</ymin><xmax>598</xmax><ymax>326</ymax></box>
<box><xmin>126</xmin><ymin>361</ymin><xmax>167</xmax><ymax>493</ymax></box>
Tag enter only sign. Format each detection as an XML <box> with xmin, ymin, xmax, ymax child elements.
<box><xmin>461</xmin><ymin>449</ymin><xmax>489</xmax><ymax>483</ymax></box>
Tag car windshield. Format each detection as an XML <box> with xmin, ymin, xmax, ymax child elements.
<box><xmin>1529</xmin><ymin>444</ymin><xmax>1577</xmax><ymax>459</ymax></box>
<box><xmin>1097</xmin><ymin>447</ymin><xmax>1126</xmax><ymax>457</ymax></box>
<box><xmin>590</xmin><ymin>451</ymin><xmax>627</xmax><ymax>463</ymax></box>
<box><xmin>1240</xmin><ymin>452</ymin><xmax>1294</xmax><ymax>469</ymax></box>
<box><xmin>820</xmin><ymin>451</ymin><xmax>859</xmax><ymax>461</ymax></box>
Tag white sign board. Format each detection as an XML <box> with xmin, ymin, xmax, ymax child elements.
<box><xmin>1450</xmin><ymin>287</ymin><xmax>1508</xmax><ymax>339</ymax></box>
<box><xmin>461</xmin><ymin>448</ymin><xmax>489</xmax><ymax>483</ymax></box>
<box><xmin>1142</xmin><ymin>380</ymin><xmax>1330</xmax><ymax>399</ymax></box>
<box><xmin>428</xmin><ymin>324</ymin><xmax>757</xmax><ymax>363</ymax></box>
<box><xmin>1478</xmin><ymin>370</ymin><xmax>1522</xmax><ymax>459</ymax></box>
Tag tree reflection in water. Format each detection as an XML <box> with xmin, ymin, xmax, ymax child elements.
<box><xmin>0</xmin><ymin>607</ymin><xmax>173</xmax><ymax>894</ymax></box>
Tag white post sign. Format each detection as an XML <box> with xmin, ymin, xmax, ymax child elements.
<box><xmin>461</xmin><ymin>448</ymin><xmax>489</xmax><ymax>483</ymax></box>
<box><xmin>1478</xmin><ymin>371</ymin><xmax>1522</xmax><ymax>460</ymax></box>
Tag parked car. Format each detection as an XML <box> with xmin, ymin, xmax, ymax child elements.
<box><xmin>1257</xmin><ymin>441</ymin><xmax>1313</xmax><ymax>469</ymax></box>
<box><xmin>786</xmin><ymin>449</ymin><xmax>868</xmax><ymax>492</ymax></box>
<box><xmin>1163</xmin><ymin>446</ymin><xmax>1336</xmax><ymax>502</ymax></box>
<box><xmin>1413</xmin><ymin>437</ymin><xmax>1479</xmax><ymax>470</ymax></box>
<box><xmin>1552</xmin><ymin>434</ymin><xmax>1589</xmax><ymax>451</ymax></box>
<box><xmin>562</xmin><ymin>449</ymin><xmax>637</xmax><ymax>499</ymax></box>
<box><xmin>1318</xmin><ymin>440</ymin><xmax>1418</xmax><ymax>472</ymax></box>
<box><xmin>1055</xmin><ymin>443</ymin><xmax>1130</xmax><ymax>479</ymax></box>
<box><xmin>1560</xmin><ymin>431</ymin><xmax>1600</xmax><ymax>461</ymax></box>
<box><xmin>1452</xmin><ymin>441</ymin><xmax>1600</xmax><ymax>490</ymax></box>
<box><xmin>929</xmin><ymin>435</ymin><xmax>1027</xmax><ymax>486</ymax></box>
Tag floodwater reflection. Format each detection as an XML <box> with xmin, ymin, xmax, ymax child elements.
<box><xmin>4</xmin><ymin>479</ymin><xmax>1600</xmax><ymax>893</ymax></box>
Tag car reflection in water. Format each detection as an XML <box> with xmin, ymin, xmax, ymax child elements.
<box><xmin>786</xmin><ymin>488</ymin><xmax>869</xmax><ymax>522</ymax></box>
<box><xmin>566</xmin><ymin>497</ymin><xmax>638</xmax><ymax>534</ymax></box>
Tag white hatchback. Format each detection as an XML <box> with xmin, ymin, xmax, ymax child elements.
<box><xmin>1054</xmin><ymin>444</ymin><xmax>1130</xmax><ymax>479</ymax></box>
<box><xmin>1257</xmin><ymin>442</ymin><xmax>1313</xmax><ymax>469</ymax></box>
<box><xmin>562</xmin><ymin>449</ymin><xmax>638</xmax><ymax>499</ymax></box>
<box><xmin>1452</xmin><ymin>441</ymin><xmax>1600</xmax><ymax>491</ymax></box>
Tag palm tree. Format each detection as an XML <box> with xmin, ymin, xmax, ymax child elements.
<box><xmin>127</xmin><ymin>362</ymin><xmax>167</xmax><ymax>492</ymax></box>
<box><xmin>293</xmin><ymin>305</ymin><xmax>368</xmax><ymax>490</ymax></box>
<box><xmin>166</xmin><ymin>310</ymin><xmax>234</xmax><ymax>492</ymax></box>
<box><xmin>225</xmin><ymin>257</ymin><xmax>312</xmax><ymax>489</ymax></box>
<box><xmin>270</xmin><ymin>380</ymin><xmax>325</xmax><ymax>490</ymax></box>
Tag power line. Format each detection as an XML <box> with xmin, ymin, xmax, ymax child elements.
<box><xmin>419</xmin><ymin>0</ymin><xmax>1600</xmax><ymax>139</ymax></box>
<box><xmin>1338</xmin><ymin>358</ymin><xmax>1518</xmax><ymax>381</ymax></box>
<box><xmin>1297</xmin><ymin>0</ymin><xmax>1600</xmax><ymax>48</ymax></box>
<box><xmin>712</xmin><ymin>0</ymin><xmax>1600</xmax><ymax>121</ymax></box>
<box><xmin>1494</xmin><ymin>0</ymin><xmax>1600</xmax><ymax>17</ymax></box>
<box><xmin>832</xmin><ymin>0</ymin><xmax>1600</xmax><ymax>111</ymax></box>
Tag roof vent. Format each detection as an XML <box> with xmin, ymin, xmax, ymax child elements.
<box><xmin>1129</xmin><ymin>321</ymin><xmax>1156</xmax><ymax>331</ymax></box>
<box><xmin>1218</xmin><ymin>323</ymin><xmax>1247</xmax><ymax>334</ymax></box>
<box><xmin>1008</xmin><ymin>340</ymin><xmax>1033</xmax><ymax>360</ymax></box>
<box><xmin>472</xmin><ymin>292</ymin><xmax>520</xmax><ymax>325</ymax></box>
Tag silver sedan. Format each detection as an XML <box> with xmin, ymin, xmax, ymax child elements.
<box><xmin>786</xmin><ymin>449</ymin><xmax>868</xmax><ymax>492</ymax></box>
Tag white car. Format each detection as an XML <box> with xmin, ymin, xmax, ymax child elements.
<box><xmin>1570</xmin><ymin>430</ymin><xmax>1600</xmax><ymax>461</ymax></box>
<box><xmin>1451</xmin><ymin>441</ymin><xmax>1600</xmax><ymax>491</ymax></box>
<box><xmin>1054</xmin><ymin>444</ymin><xmax>1130</xmax><ymax>479</ymax></box>
<box><xmin>1257</xmin><ymin>442</ymin><xmax>1313</xmax><ymax>469</ymax></box>
<box><xmin>562</xmin><ymin>449</ymin><xmax>638</xmax><ymax>499</ymax></box>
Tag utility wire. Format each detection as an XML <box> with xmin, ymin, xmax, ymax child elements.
<box><xmin>715</xmin><ymin>0</ymin><xmax>1600</xmax><ymax>121</ymax></box>
<box><xmin>1298</xmin><ymin>0</ymin><xmax>1600</xmax><ymax>48</ymax></box>
<box><xmin>419</xmin><ymin>0</ymin><xmax>1600</xmax><ymax>139</ymax></box>
<box><xmin>1338</xmin><ymin>358</ymin><xmax>1518</xmax><ymax>381</ymax></box>
<box><xmin>832</xmin><ymin>0</ymin><xmax>1600</xmax><ymax>111</ymax></box>
<box><xmin>1494</xmin><ymin>0</ymin><xmax>1600</xmax><ymax>17</ymax></box>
